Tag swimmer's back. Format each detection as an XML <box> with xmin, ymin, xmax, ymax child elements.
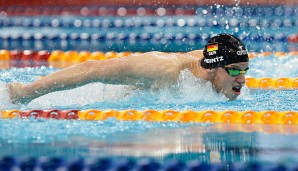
<box><xmin>126</xmin><ymin>50</ymin><xmax>204</xmax><ymax>78</ymax></box>
<box><xmin>98</xmin><ymin>50</ymin><xmax>204</xmax><ymax>87</ymax></box>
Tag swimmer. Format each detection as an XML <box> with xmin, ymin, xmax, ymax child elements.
<box><xmin>8</xmin><ymin>33</ymin><xmax>249</xmax><ymax>104</ymax></box>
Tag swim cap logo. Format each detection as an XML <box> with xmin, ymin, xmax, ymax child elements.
<box><xmin>204</xmin><ymin>56</ymin><xmax>224</xmax><ymax>64</ymax></box>
<box><xmin>237</xmin><ymin>50</ymin><xmax>248</xmax><ymax>55</ymax></box>
<box><xmin>207</xmin><ymin>43</ymin><xmax>218</xmax><ymax>52</ymax></box>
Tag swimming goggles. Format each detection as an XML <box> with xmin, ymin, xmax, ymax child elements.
<box><xmin>223</xmin><ymin>67</ymin><xmax>249</xmax><ymax>77</ymax></box>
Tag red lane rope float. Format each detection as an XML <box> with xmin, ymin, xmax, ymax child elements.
<box><xmin>0</xmin><ymin>50</ymin><xmax>134</xmax><ymax>68</ymax></box>
<box><xmin>1</xmin><ymin>110</ymin><xmax>298</xmax><ymax>125</ymax></box>
<box><xmin>288</xmin><ymin>34</ymin><xmax>298</xmax><ymax>43</ymax></box>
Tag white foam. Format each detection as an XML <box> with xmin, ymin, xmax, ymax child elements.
<box><xmin>0</xmin><ymin>82</ymin><xmax>19</xmax><ymax>110</ymax></box>
<box><xmin>236</xmin><ymin>85</ymin><xmax>253</xmax><ymax>100</ymax></box>
<box><xmin>27</xmin><ymin>69</ymin><xmax>249</xmax><ymax>108</ymax></box>
<box><xmin>123</xmin><ymin>69</ymin><xmax>228</xmax><ymax>105</ymax></box>
<box><xmin>248</xmin><ymin>56</ymin><xmax>298</xmax><ymax>78</ymax></box>
<box><xmin>156</xmin><ymin>69</ymin><xmax>254</xmax><ymax>104</ymax></box>
<box><xmin>19</xmin><ymin>69</ymin><xmax>253</xmax><ymax>109</ymax></box>
<box><xmin>27</xmin><ymin>83</ymin><xmax>134</xmax><ymax>109</ymax></box>
<box><xmin>156</xmin><ymin>69</ymin><xmax>228</xmax><ymax>104</ymax></box>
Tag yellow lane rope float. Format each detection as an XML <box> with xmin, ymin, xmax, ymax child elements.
<box><xmin>245</xmin><ymin>77</ymin><xmax>298</xmax><ymax>90</ymax></box>
<box><xmin>1</xmin><ymin>109</ymin><xmax>298</xmax><ymax>125</ymax></box>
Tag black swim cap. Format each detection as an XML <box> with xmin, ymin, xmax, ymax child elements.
<box><xmin>201</xmin><ymin>33</ymin><xmax>249</xmax><ymax>69</ymax></box>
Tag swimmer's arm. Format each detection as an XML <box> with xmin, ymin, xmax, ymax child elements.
<box><xmin>9</xmin><ymin>58</ymin><xmax>132</xmax><ymax>104</ymax></box>
<box><xmin>10</xmin><ymin>52</ymin><xmax>182</xmax><ymax>104</ymax></box>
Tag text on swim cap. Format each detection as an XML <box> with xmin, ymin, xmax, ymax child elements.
<box><xmin>204</xmin><ymin>56</ymin><xmax>224</xmax><ymax>63</ymax></box>
<box><xmin>237</xmin><ymin>50</ymin><xmax>248</xmax><ymax>55</ymax></box>
<box><xmin>208</xmin><ymin>51</ymin><xmax>217</xmax><ymax>55</ymax></box>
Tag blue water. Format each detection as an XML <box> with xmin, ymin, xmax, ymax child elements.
<box><xmin>1</xmin><ymin>119</ymin><xmax>298</xmax><ymax>164</ymax></box>
<box><xmin>1</xmin><ymin>5</ymin><xmax>298</xmax><ymax>165</ymax></box>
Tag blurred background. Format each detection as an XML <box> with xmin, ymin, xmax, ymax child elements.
<box><xmin>0</xmin><ymin>1</ymin><xmax>298</xmax><ymax>170</ymax></box>
<box><xmin>0</xmin><ymin>0</ymin><xmax>297</xmax><ymax>53</ymax></box>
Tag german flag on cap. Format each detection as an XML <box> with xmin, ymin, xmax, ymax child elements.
<box><xmin>207</xmin><ymin>43</ymin><xmax>218</xmax><ymax>52</ymax></box>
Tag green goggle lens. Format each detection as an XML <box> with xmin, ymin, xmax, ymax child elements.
<box><xmin>225</xmin><ymin>68</ymin><xmax>249</xmax><ymax>77</ymax></box>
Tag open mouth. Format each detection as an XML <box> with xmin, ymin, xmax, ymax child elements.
<box><xmin>232</xmin><ymin>86</ymin><xmax>242</xmax><ymax>95</ymax></box>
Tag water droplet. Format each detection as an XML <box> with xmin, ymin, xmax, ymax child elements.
<box><xmin>235</xmin><ymin>0</ymin><xmax>240</xmax><ymax>6</ymax></box>
<box><xmin>213</xmin><ymin>20</ymin><xmax>217</xmax><ymax>25</ymax></box>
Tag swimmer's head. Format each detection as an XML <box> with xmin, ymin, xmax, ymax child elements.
<box><xmin>201</xmin><ymin>33</ymin><xmax>249</xmax><ymax>69</ymax></box>
<box><xmin>201</xmin><ymin>34</ymin><xmax>249</xmax><ymax>100</ymax></box>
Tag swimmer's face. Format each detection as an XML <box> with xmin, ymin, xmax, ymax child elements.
<box><xmin>212</xmin><ymin>62</ymin><xmax>249</xmax><ymax>100</ymax></box>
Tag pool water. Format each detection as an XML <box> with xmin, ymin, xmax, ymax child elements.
<box><xmin>1</xmin><ymin>118</ymin><xmax>298</xmax><ymax>165</ymax></box>
<box><xmin>1</xmin><ymin>16</ymin><xmax>298</xmax><ymax>52</ymax></box>
<box><xmin>1</xmin><ymin>5</ymin><xmax>298</xmax><ymax>168</ymax></box>
<box><xmin>0</xmin><ymin>54</ymin><xmax>298</xmax><ymax>165</ymax></box>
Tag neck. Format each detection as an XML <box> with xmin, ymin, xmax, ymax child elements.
<box><xmin>189</xmin><ymin>60</ymin><xmax>211</xmax><ymax>81</ymax></box>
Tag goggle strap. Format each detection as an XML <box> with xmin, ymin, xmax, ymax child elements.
<box><xmin>239</xmin><ymin>70</ymin><xmax>246</xmax><ymax>74</ymax></box>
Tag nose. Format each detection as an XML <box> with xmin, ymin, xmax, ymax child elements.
<box><xmin>235</xmin><ymin>74</ymin><xmax>245</xmax><ymax>84</ymax></box>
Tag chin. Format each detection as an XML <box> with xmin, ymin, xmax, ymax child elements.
<box><xmin>225</xmin><ymin>93</ymin><xmax>238</xmax><ymax>101</ymax></box>
<box><xmin>216</xmin><ymin>87</ymin><xmax>239</xmax><ymax>101</ymax></box>
<box><xmin>228</xmin><ymin>96</ymin><xmax>238</xmax><ymax>101</ymax></box>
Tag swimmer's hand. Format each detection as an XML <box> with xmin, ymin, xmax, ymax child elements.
<box><xmin>8</xmin><ymin>83</ymin><xmax>31</xmax><ymax>105</ymax></box>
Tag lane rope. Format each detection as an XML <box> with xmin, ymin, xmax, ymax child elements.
<box><xmin>1</xmin><ymin>109</ymin><xmax>298</xmax><ymax>125</ymax></box>
<box><xmin>0</xmin><ymin>50</ymin><xmax>297</xmax><ymax>69</ymax></box>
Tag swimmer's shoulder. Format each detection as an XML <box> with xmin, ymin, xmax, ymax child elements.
<box><xmin>172</xmin><ymin>50</ymin><xmax>203</xmax><ymax>71</ymax></box>
<box><xmin>127</xmin><ymin>50</ymin><xmax>202</xmax><ymax>64</ymax></box>
<box><xmin>175</xmin><ymin>50</ymin><xmax>203</xmax><ymax>63</ymax></box>
<box><xmin>185</xmin><ymin>50</ymin><xmax>204</xmax><ymax>59</ymax></box>
<box><xmin>129</xmin><ymin>51</ymin><xmax>168</xmax><ymax>60</ymax></box>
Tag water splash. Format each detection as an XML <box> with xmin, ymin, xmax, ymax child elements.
<box><xmin>27</xmin><ymin>83</ymin><xmax>134</xmax><ymax>109</ymax></box>
<box><xmin>234</xmin><ymin>0</ymin><xmax>241</xmax><ymax>6</ymax></box>
<box><xmin>248</xmin><ymin>56</ymin><xmax>298</xmax><ymax>78</ymax></box>
<box><xmin>0</xmin><ymin>82</ymin><xmax>19</xmax><ymax>110</ymax></box>
<box><xmin>236</xmin><ymin>85</ymin><xmax>253</xmax><ymax>100</ymax></box>
<box><xmin>25</xmin><ymin>70</ymin><xmax>228</xmax><ymax>109</ymax></box>
<box><xmin>171</xmin><ymin>69</ymin><xmax>227</xmax><ymax>103</ymax></box>
<box><xmin>3</xmin><ymin>54</ymin><xmax>297</xmax><ymax>110</ymax></box>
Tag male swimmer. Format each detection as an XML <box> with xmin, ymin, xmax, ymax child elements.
<box><xmin>8</xmin><ymin>33</ymin><xmax>249</xmax><ymax>104</ymax></box>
